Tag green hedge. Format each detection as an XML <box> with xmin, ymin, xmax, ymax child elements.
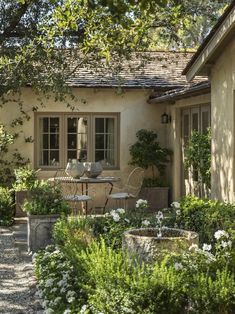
<box><xmin>0</xmin><ymin>187</ymin><xmax>14</xmax><ymax>226</ymax></box>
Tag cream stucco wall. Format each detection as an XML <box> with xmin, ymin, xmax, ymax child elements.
<box><xmin>210</xmin><ymin>39</ymin><xmax>235</xmax><ymax>202</ymax></box>
<box><xmin>166</xmin><ymin>93</ymin><xmax>211</xmax><ymax>201</ymax></box>
<box><xmin>1</xmin><ymin>87</ymin><xmax>167</xmax><ymax>208</ymax></box>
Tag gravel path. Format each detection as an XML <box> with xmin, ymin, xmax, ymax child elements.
<box><xmin>0</xmin><ymin>226</ymin><xmax>43</xmax><ymax>314</ymax></box>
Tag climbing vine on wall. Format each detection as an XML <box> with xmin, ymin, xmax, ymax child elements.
<box><xmin>184</xmin><ymin>128</ymin><xmax>211</xmax><ymax>190</ymax></box>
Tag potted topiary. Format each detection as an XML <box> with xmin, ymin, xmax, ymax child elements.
<box><xmin>22</xmin><ymin>180</ymin><xmax>71</xmax><ymax>252</ymax></box>
<box><xmin>13</xmin><ymin>166</ymin><xmax>39</xmax><ymax>217</ymax></box>
<box><xmin>129</xmin><ymin>129</ymin><xmax>172</xmax><ymax>211</ymax></box>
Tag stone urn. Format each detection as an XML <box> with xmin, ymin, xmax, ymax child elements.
<box><xmin>27</xmin><ymin>214</ymin><xmax>60</xmax><ymax>252</ymax></box>
<box><xmin>83</xmin><ymin>162</ymin><xmax>103</xmax><ymax>178</ymax></box>
<box><xmin>65</xmin><ymin>159</ymin><xmax>85</xmax><ymax>179</ymax></box>
<box><xmin>123</xmin><ymin>227</ymin><xmax>199</xmax><ymax>263</ymax></box>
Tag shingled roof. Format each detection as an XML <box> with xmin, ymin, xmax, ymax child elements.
<box><xmin>65</xmin><ymin>51</ymin><xmax>203</xmax><ymax>89</ymax></box>
<box><xmin>148</xmin><ymin>81</ymin><xmax>211</xmax><ymax>104</ymax></box>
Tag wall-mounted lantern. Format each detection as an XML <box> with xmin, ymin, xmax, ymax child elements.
<box><xmin>161</xmin><ymin>112</ymin><xmax>171</xmax><ymax>124</ymax></box>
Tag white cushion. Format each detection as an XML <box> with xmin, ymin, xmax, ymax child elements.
<box><xmin>108</xmin><ymin>192</ymin><xmax>133</xmax><ymax>199</ymax></box>
<box><xmin>64</xmin><ymin>195</ymin><xmax>92</xmax><ymax>202</ymax></box>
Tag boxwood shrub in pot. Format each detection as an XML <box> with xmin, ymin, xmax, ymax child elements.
<box><xmin>13</xmin><ymin>166</ymin><xmax>39</xmax><ymax>217</ymax></box>
<box><xmin>22</xmin><ymin>180</ymin><xmax>71</xmax><ymax>252</ymax></box>
<box><xmin>129</xmin><ymin>129</ymin><xmax>172</xmax><ymax>210</ymax></box>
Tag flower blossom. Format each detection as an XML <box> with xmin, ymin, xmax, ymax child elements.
<box><xmin>156</xmin><ymin>211</ymin><xmax>164</xmax><ymax>221</ymax></box>
<box><xmin>110</xmin><ymin>210</ymin><xmax>121</xmax><ymax>222</ymax></box>
<box><xmin>142</xmin><ymin>219</ymin><xmax>150</xmax><ymax>227</ymax></box>
<box><xmin>221</xmin><ymin>240</ymin><xmax>232</xmax><ymax>249</ymax></box>
<box><xmin>45</xmin><ymin>278</ymin><xmax>54</xmax><ymax>288</ymax></box>
<box><xmin>174</xmin><ymin>262</ymin><xmax>183</xmax><ymax>270</ymax></box>
<box><xmin>171</xmin><ymin>201</ymin><xmax>180</xmax><ymax>209</ymax></box>
<box><xmin>202</xmin><ymin>243</ymin><xmax>212</xmax><ymax>252</ymax></box>
<box><xmin>136</xmin><ymin>199</ymin><xmax>148</xmax><ymax>209</ymax></box>
<box><xmin>214</xmin><ymin>230</ymin><xmax>229</xmax><ymax>240</ymax></box>
<box><xmin>116</xmin><ymin>208</ymin><xmax>125</xmax><ymax>214</ymax></box>
<box><xmin>176</xmin><ymin>209</ymin><xmax>181</xmax><ymax>216</ymax></box>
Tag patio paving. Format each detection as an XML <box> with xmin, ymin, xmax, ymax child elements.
<box><xmin>0</xmin><ymin>220</ymin><xmax>43</xmax><ymax>313</ymax></box>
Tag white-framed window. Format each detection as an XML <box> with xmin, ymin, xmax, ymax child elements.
<box><xmin>35</xmin><ymin>113</ymin><xmax>119</xmax><ymax>169</ymax></box>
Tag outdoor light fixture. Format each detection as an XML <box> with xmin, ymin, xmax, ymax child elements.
<box><xmin>161</xmin><ymin>112</ymin><xmax>171</xmax><ymax>124</ymax></box>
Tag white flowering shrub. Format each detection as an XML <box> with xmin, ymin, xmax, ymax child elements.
<box><xmin>34</xmin><ymin>245</ymin><xmax>85</xmax><ymax>313</ymax></box>
<box><xmin>35</xmin><ymin>214</ymin><xmax>235</xmax><ymax>314</ymax></box>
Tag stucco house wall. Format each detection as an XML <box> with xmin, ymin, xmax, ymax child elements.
<box><xmin>2</xmin><ymin>87</ymin><xmax>167</xmax><ymax>208</ymax></box>
<box><xmin>166</xmin><ymin>93</ymin><xmax>211</xmax><ymax>201</ymax></box>
<box><xmin>210</xmin><ymin>39</ymin><xmax>235</xmax><ymax>202</ymax></box>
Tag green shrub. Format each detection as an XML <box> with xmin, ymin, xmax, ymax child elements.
<box><xmin>0</xmin><ymin>187</ymin><xmax>14</xmax><ymax>225</ymax></box>
<box><xmin>171</xmin><ymin>196</ymin><xmax>235</xmax><ymax>244</ymax></box>
<box><xmin>13</xmin><ymin>166</ymin><xmax>39</xmax><ymax>191</ymax></box>
<box><xmin>22</xmin><ymin>180</ymin><xmax>70</xmax><ymax>215</ymax></box>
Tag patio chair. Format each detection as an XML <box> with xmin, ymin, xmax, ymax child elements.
<box><xmin>53</xmin><ymin>169</ymin><xmax>94</xmax><ymax>216</ymax></box>
<box><xmin>107</xmin><ymin>167</ymin><xmax>145</xmax><ymax>210</ymax></box>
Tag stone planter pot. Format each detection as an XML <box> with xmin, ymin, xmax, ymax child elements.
<box><xmin>65</xmin><ymin>159</ymin><xmax>85</xmax><ymax>179</ymax></box>
<box><xmin>139</xmin><ymin>187</ymin><xmax>169</xmax><ymax>211</ymax></box>
<box><xmin>15</xmin><ymin>190</ymin><xmax>29</xmax><ymax>217</ymax></box>
<box><xmin>27</xmin><ymin>214</ymin><xmax>60</xmax><ymax>252</ymax></box>
<box><xmin>123</xmin><ymin>227</ymin><xmax>199</xmax><ymax>263</ymax></box>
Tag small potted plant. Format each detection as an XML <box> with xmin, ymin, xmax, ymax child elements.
<box><xmin>13</xmin><ymin>166</ymin><xmax>39</xmax><ymax>217</ymax></box>
<box><xmin>129</xmin><ymin>129</ymin><xmax>172</xmax><ymax>210</ymax></box>
<box><xmin>22</xmin><ymin>180</ymin><xmax>71</xmax><ymax>252</ymax></box>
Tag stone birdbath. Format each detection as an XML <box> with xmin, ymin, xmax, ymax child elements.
<box><xmin>123</xmin><ymin>227</ymin><xmax>199</xmax><ymax>263</ymax></box>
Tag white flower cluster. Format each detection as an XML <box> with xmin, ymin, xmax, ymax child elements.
<box><xmin>36</xmin><ymin>247</ymin><xmax>78</xmax><ymax>313</ymax></box>
<box><xmin>142</xmin><ymin>219</ymin><xmax>150</xmax><ymax>227</ymax></box>
<box><xmin>214</xmin><ymin>230</ymin><xmax>229</xmax><ymax>240</ymax></box>
<box><xmin>171</xmin><ymin>201</ymin><xmax>180</xmax><ymax>209</ymax></box>
<box><xmin>174</xmin><ymin>262</ymin><xmax>183</xmax><ymax>270</ymax></box>
<box><xmin>110</xmin><ymin>208</ymin><xmax>125</xmax><ymax>222</ymax></box>
<box><xmin>136</xmin><ymin>199</ymin><xmax>148</xmax><ymax>209</ymax></box>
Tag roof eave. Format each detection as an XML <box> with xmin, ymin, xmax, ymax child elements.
<box><xmin>148</xmin><ymin>82</ymin><xmax>211</xmax><ymax>104</ymax></box>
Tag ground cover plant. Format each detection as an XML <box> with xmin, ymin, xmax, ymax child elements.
<box><xmin>0</xmin><ymin>186</ymin><xmax>14</xmax><ymax>226</ymax></box>
<box><xmin>34</xmin><ymin>198</ymin><xmax>235</xmax><ymax>314</ymax></box>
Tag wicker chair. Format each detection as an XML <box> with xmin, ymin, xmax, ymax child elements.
<box><xmin>107</xmin><ymin>167</ymin><xmax>145</xmax><ymax>210</ymax></box>
<box><xmin>53</xmin><ymin>169</ymin><xmax>94</xmax><ymax>215</ymax></box>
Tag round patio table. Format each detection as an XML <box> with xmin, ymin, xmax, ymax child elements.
<box><xmin>50</xmin><ymin>176</ymin><xmax>120</xmax><ymax>213</ymax></box>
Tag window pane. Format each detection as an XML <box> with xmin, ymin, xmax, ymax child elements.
<box><xmin>43</xmin><ymin>134</ymin><xmax>48</xmax><ymax>149</ymax></box>
<box><xmin>77</xmin><ymin>150</ymin><xmax>87</xmax><ymax>162</ymax></box>
<box><xmin>50</xmin><ymin>151</ymin><xmax>59</xmax><ymax>166</ymax></box>
<box><xmin>95</xmin><ymin>134</ymin><xmax>104</xmax><ymax>149</ymax></box>
<box><xmin>105</xmin><ymin>118</ymin><xmax>114</xmax><ymax>133</ymax></box>
<box><xmin>202</xmin><ymin>111</ymin><xmax>209</xmax><ymax>134</ymax></box>
<box><xmin>43</xmin><ymin>118</ymin><xmax>48</xmax><ymax>132</ymax></box>
<box><xmin>95</xmin><ymin>118</ymin><xmax>104</xmax><ymax>133</ymax></box>
<box><xmin>50</xmin><ymin>118</ymin><xmax>59</xmax><ymax>133</ymax></box>
<box><xmin>67</xmin><ymin>150</ymin><xmax>77</xmax><ymax>160</ymax></box>
<box><xmin>50</xmin><ymin>134</ymin><xmax>59</xmax><ymax>149</ymax></box>
<box><xmin>39</xmin><ymin>117</ymin><xmax>60</xmax><ymax>166</ymax></box>
<box><xmin>67</xmin><ymin>134</ymin><xmax>77</xmax><ymax>149</ymax></box>
<box><xmin>95</xmin><ymin>117</ymin><xmax>116</xmax><ymax>167</ymax></box>
<box><xmin>66</xmin><ymin>117</ymin><xmax>88</xmax><ymax>164</ymax></box>
<box><xmin>42</xmin><ymin>150</ymin><xmax>49</xmax><ymax>166</ymax></box>
<box><xmin>95</xmin><ymin>150</ymin><xmax>105</xmax><ymax>162</ymax></box>
<box><xmin>67</xmin><ymin>118</ymin><xmax>77</xmax><ymax>133</ymax></box>
<box><xmin>192</xmin><ymin>113</ymin><xmax>199</xmax><ymax>131</ymax></box>
<box><xmin>106</xmin><ymin>134</ymin><xmax>114</xmax><ymax>149</ymax></box>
